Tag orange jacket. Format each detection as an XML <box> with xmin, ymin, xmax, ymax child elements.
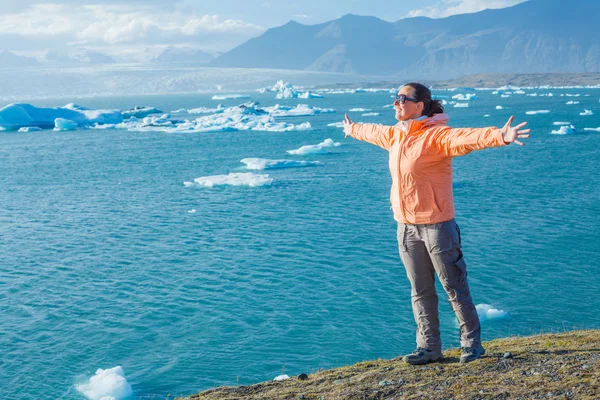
<box><xmin>349</xmin><ymin>114</ymin><xmax>507</xmax><ymax>224</ymax></box>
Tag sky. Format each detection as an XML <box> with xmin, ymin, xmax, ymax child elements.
<box><xmin>0</xmin><ymin>0</ymin><xmax>526</xmax><ymax>58</ymax></box>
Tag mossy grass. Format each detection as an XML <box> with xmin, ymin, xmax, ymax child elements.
<box><xmin>178</xmin><ymin>330</ymin><xmax>599</xmax><ymax>400</ymax></box>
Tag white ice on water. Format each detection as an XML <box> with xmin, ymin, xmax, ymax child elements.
<box><xmin>54</xmin><ymin>118</ymin><xmax>78</xmax><ymax>131</ymax></box>
<box><xmin>565</xmin><ymin>101</ymin><xmax>579</xmax><ymax>105</ymax></box>
<box><xmin>476</xmin><ymin>304</ymin><xmax>510</xmax><ymax>322</ymax></box>
<box><xmin>361</xmin><ymin>112</ymin><xmax>380</xmax><ymax>116</ymax></box>
<box><xmin>495</xmin><ymin>105</ymin><xmax>504</xmax><ymax>110</ymax></box>
<box><xmin>551</xmin><ymin>125</ymin><xmax>577</xmax><ymax>134</ymax></box>
<box><xmin>287</xmin><ymin>138</ymin><xmax>341</xmax><ymax>155</ymax></box>
<box><xmin>263</xmin><ymin>104</ymin><xmax>335</xmax><ymax>117</ymax></box>
<box><xmin>211</xmin><ymin>94</ymin><xmax>251</xmax><ymax>100</ymax></box>
<box><xmin>0</xmin><ymin>103</ymin><xmax>122</xmax><ymax>131</ymax></box>
<box><xmin>451</xmin><ymin>93</ymin><xmax>477</xmax><ymax>101</ymax></box>
<box><xmin>185</xmin><ymin>172</ymin><xmax>273</xmax><ymax>188</ymax></box>
<box><xmin>76</xmin><ymin>366</ymin><xmax>133</xmax><ymax>400</ymax></box>
<box><xmin>553</xmin><ymin>121</ymin><xmax>571</xmax><ymax>125</ymax></box>
<box><xmin>349</xmin><ymin>108</ymin><xmax>371</xmax><ymax>112</ymax></box>
<box><xmin>121</xmin><ymin>106</ymin><xmax>163</xmax><ymax>119</ymax></box>
<box><xmin>580</xmin><ymin>109</ymin><xmax>593</xmax><ymax>116</ymax></box>
<box><xmin>525</xmin><ymin>110</ymin><xmax>550</xmax><ymax>115</ymax></box>
<box><xmin>240</xmin><ymin>158</ymin><xmax>321</xmax><ymax>170</ymax></box>
<box><xmin>259</xmin><ymin>80</ymin><xmax>323</xmax><ymax>99</ymax></box>
<box><xmin>454</xmin><ymin>103</ymin><xmax>469</xmax><ymax>108</ymax></box>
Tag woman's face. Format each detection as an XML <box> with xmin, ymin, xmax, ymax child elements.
<box><xmin>394</xmin><ymin>86</ymin><xmax>424</xmax><ymax>121</ymax></box>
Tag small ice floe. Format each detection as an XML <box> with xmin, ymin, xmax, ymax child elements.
<box><xmin>76</xmin><ymin>366</ymin><xmax>133</xmax><ymax>400</ymax></box>
<box><xmin>383</xmin><ymin>104</ymin><xmax>393</xmax><ymax>108</ymax></box>
<box><xmin>565</xmin><ymin>93</ymin><xmax>580</xmax><ymax>97</ymax></box>
<box><xmin>501</xmin><ymin>94</ymin><xmax>511</xmax><ymax>98</ymax></box>
<box><xmin>187</xmin><ymin>105</ymin><xmax>225</xmax><ymax>114</ymax></box>
<box><xmin>454</xmin><ymin>103</ymin><xmax>469</xmax><ymax>108</ymax></box>
<box><xmin>441</xmin><ymin>99</ymin><xmax>448</xmax><ymax>105</ymax></box>
<box><xmin>186</xmin><ymin>173</ymin><xmax>273</xmax><ymax>188</ymax></box>
<box><xmin>553</xmin><ymin>121</ymin><xmax>571</xmax><ymax>125</ymax></box>
<box><xmin>483</xmin><ymin>114</ymin><xmax>490</xmax><ymax>117</ymax></box>
<box><xmin>119</xmin><ymin>102</ymin><xmax>311</xmax><ymax>133</ymax></box>
<box><xmin>273</xmin><ymin>374</ymin><xmax>290</xmax><ymax>381</ymax></box>
<box><xmin>525</xmin><ymin>110</ymin><xmax>550</xmax><ymax>115</ymax></box>
<box><xmin>565</xmin><ymin>101</ymin><xmax>580</xmax><ymax>105</ymax></box>
<box><xmin>476</xmin><ymin>304</ymin><xmax>510</xmax><ymax>322</ymax></box>
<box><xmin>495</xmin><ymin>105</ymin><xmax>504</xmax><ymax>110</ymax></box>
<box><xmin>18</xmin><ymin>126</ymin><xmax>42</xmax><ymax>132</ymax></box>
<box><xmin>361</xmin><ymin>112</ymin><xmax>380</xmax><ymax>116</ymax></box>
<box><xmin>551</xmin><ymin>125</ymin><xmax>577</xmax><ymax>134</ymax></box>
<box><xmin>580</xmin><ymin>109</ymin><xmax>593</xmax><ymax>116</ymax></box>
<box><xmin>54</xmin><ymin>118</ymin><xmax>78</xmax><ymax>131</ymax></box>
<box><xmin>0</xmin><ymin>103</ymin><xmax>122</xmax><ymax>131</ymax></box>
<box><xmin>263</xmin><ymin>104</ymin><xmax>335</xmax><ymax>117</ymax></box>
<box><xmin>188</xmin><ymin>209</ymin><xmax>197</xmax><ymax>213</ymax></box>
<box><xmin>240</xmin><ymin>158</ymin><xmax>320</xmax><ymax>170</ymax></box>
<box><xmin>514</xmin><ymin>90</ymin><xmax>526</xmax><ymax>94</ymax></box>
<box><xmin>526</xmin><ymin>93</ymin><xmax>538</xmax><ymax>97</ymax></box>
<box><xmin>452</xmin><ymin>93</ymin><xmax>477</xmax><ymax>101</ymax></box>
<box><xmin>211</xmin><ymin>94</ymin><xmax>251</xmax><ymax>100</ymax></box>
<box><xmin>349</xmin><ymin>108</ymin><xmax>371</xmax><ymax>112</ymax></box>
<box><xmin>327</xmin><ymin>122</ymin><xmax>344</xmax><ymax>128</ymax></box>
<box><xmin>297</xmin><ymin>91</ymin><xmax>323</xmax><ymax>99</ymax></box>
<box><xmin>287</xmin><ymin>138</ymin><xmax>341</xmax><ymax>155</ymax></box>
<box><xmin>583</xmin><ymin>127</ymin><xmax>600</xmax><ymax>132</ymax></box>
<box><xmin>121</xmin><ymin>106</ymin><xmax>163</xmax><ymax>119</ymax></box>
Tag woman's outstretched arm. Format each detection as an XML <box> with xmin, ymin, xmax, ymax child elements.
<box><xmin>343</xmin><ymin>114</ymin><xmax>397</xmax><ymax>150</ymax></box>
<box><xmin>430</xmin><ymin>116</ymin><xmax>531</xmax><ymax>157</ymax></box>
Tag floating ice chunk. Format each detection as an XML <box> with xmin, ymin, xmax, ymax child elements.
<box><xmin>514</xmin><ymin>90</ymin><xmax>525</xmax><ymax>94</ymax></box>
<box><xmin>18</xmin><ymin>126</ymin><xmax>42</xmax><ymax>132</ymax></box>
<box><xmin>501</xmin><ymin>94</ymin><xmax>511</xmax><ymax>98</ymax></box>
<box><xmin>287</xmin><ymin>138</ymin><xmax>341</xmax><ymax>155</ymax></box>
<box><xmin>211</xmin><ymin>94</ymin><xmax>251</xmax><ymax>100</ymax></box>
<box><xmin>565</xmin><ymin>101</ymin><xmax>579</xmax><ymax>105</ymax></box>
<box><xmin>297</xmin><ymin>91</ymin><xmax>323</xmax><ymax>99</ymax></box>
<box><xmin>349</xmin><ymin>108</ymin><xmax>371</xmax><ymax>112</ymax></box>
<box><xmin>361</xmin><ymin>112</ymin><xmax>380</xmax><ymax>116</ymax></box>
<box><xmin>187</xmin><ymin>105</ymin><xmax>225</xmax><ymax>114</ymax></box>
<box><xmin>121</xmin><ymin>106</ymin><xmax>163</xmax><ymax>119</ymax></box>
<box><xmin>483</xmin><ymin>114</ymin><xmax>490</xmax><ymax>117</ymax></box>
<box><xmin>327</xmin><ymin>122</ymin><xmax>344</xmax><ymax>128</ymax></box>
<box><xmin>241</xmin><ymin>158</ymin><xmax>321</xmax><ymax>170</ymax></box>
<box><xmin>553</xmin><ymin>121</ymin><xmax>571</xmax><ymax>125</ymax></box>
<box><xmin>264</xmin><ymin>104</ymin><xmax>335</xmax><ymax>117</ymax></box>
<box><xmin>54</xmin><ymin>118</ymin><xmax>78</xmax><ymax>131</ymax></box>
<box><xmin>525</xmin><ymin>110</ymin><xmax>550</xmax><ymax>115</ymax></box>
<box><xmin>383</xmin><ymin>104</ymin><xmax>393</xmax><ymax>108</ymax></box>
<box><xmin>171</xmin><ymin>108</ymin><xmax>187</xmax><ymax>113</ymax></box>
<box><xmin>188</xmin><ymin>209</ymin><xmax>197</xmax><ymax>213</ymax></box>
<box><xmin>551</xmin><ymin>125</ymin><xmax>577</xmax><ymax>134</ymax></box>
<box><xmin>0</xmin><ymin>103</ymin><xmax>122</xmax><ymax>131</ymax></box>
<box><xmin>495</xmin><ymin>105</ymin><xmax>504</xmax><ymax>110</ymax></box>
<box><xmin>580</xmin><ymin>109</ymin><xmax>593</xmax><ymax>116</ymax></box>
<box><xmin>526</xmin><ymin>93</ymin><xmax>538</xmax><ymax>96</ymax></box>
<box><xmin>454</xmin><ymin>103</ymin><xmax>469</xmax><ymax>108</ymax></box>
<box><xmin>476</xmin><ymin>304</ymin><xmax>510</xmax><ymax>322</ymax></box>
<box><xmin>451</xmin><ymin>93</ymin><xmax>477</xmax><ymax>101</ymax></box>
<box><xmin>76</xmin><ymin>366</ymin><xmax>133</xmax><ymax>400</ymax></box>
<box><xmin>583</xmin><ymin>127</ymin><xmax>600</xmax><ymax>132</ymax></box>
<box><xmin>273</xmin><ymin>374</ymin><xmax>290</xmax><ymax>381</ymax></box>
<box><xmin>441</xmin><ymin>99</ymin><xmax>448</xmax><ymax>105</ymax></box>
<box><xmin>189</xmin><ymin>173</ymin><xmax>273</xmax><ymax>188</ymax></box>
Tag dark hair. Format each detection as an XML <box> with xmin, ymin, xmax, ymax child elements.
<box><xmin>403</xmin><ymin>82</ymin><xmax>444</xmax><ymax>117</ymax></box>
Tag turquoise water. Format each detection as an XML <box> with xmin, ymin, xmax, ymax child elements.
<box><xmin>1</xmin><ymin>89</ymin><xmax>599</xmax><ymax>399</ymax></box>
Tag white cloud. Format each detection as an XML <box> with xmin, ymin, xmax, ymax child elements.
<box><xmin>0</xmin><ymin>3</ymin><xmax>264</xmax><ymax>50</ymax></box>
<box><xmin>405</xmin><ymin>0</ymin><xmax>525</xmax><ymax>19</ymax></box>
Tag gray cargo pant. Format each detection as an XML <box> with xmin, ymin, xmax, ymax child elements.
<box><xmin>397</xmin><ymin>219</ymin><xmax>481</xmax><ymax>352</ymax></box>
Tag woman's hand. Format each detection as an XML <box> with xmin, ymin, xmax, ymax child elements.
<box><xmin>501</xmin><ymin>116</ymin><xmax>531</xmax><ymax>145</ymax></box>
<box><xmin>343</xmin><ymin>114</ymin><xmax>353</xmax><ymax>138</ymax></box>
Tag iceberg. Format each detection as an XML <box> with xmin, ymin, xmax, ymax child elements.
<box><xmin>580</xmin><ymin>109</ymin><xmax>593</xmax><ymax>116</ymax></box>
<box><xmin>583</xmin><ymin>127</ymin><xmax>600</xmax><ymax>132</ymax></box>
<box><xmin>476</xmin><ymin>304</ymin><xmax>510</xmax><ymax>322</ymax></box>
<box><xmin>263</xmin><ymin>104</ymin><xmax>336</xmax><ymax>117</ymax></box>
<box><xmin>211</xmin><ymin>94</ymin><xmax>251</xmax><ymax>100</ymax></box>
<box><xmin>565</xmin><ymin>101</ymin><xmax>579</xmax><ymax>105</ymax></box>
<box><xmin>451</xmin><ymin>93</ymin><xmax>477</xmax><ymax>101</ymax></box>
<box><xmin>525</xmin><ymin>110</ymin><xmax>550</xmax><ymax>115</ymax></box>
<box><xmin>240</xmin><ymin>158</ymin><xmax>321</xmax><ymax>170</ymax></box>
<box><xmin>553</xmin><ymin>121</ymin><xmax>571</xmax><ymax>125</ymax></box>
<box><xmin>349</xmin><ymin>108</ymin><xmax>371</xmax><ymax>112</ymax></box>
<box><xmin>0</xmin><ymin>103</ymin><xmax>122</xmax><ymax>131</ymax></box>
<box><xmin>551</xmin><ymin>125</ymin><xmax>577</xmax><ymax>134</ymax></box>
<box><xmin>361</xmin><ymin>112</ymin><xmax>380</xmax><ymax>116</ymax></box>
<box><xmin>121</xmin><ymin>106</ymin><xmax>163</xmax><ymax>119</ymax></box>
<box><xmin>454</xmin><ymin>103</ymin><xmax>469</xmax><ymax>108</ymax></box>
<box><xmin>54</xmin><ymin>118</ymin><xmax>78</xmax><ymax>131</ymax></box>
<box><xmin>76</xmin><ymin>366</ymin><xmax>133</xmax><ymax>400</ymax></box>
<box><xmin>495</xmin><ymin>105</ymin><xmax>504</xmax><ymax>110</ymax></box>
<box><xmin>297</xmin><ymin>91</ymin><xmax>323</xmax><ymax>99</ymax></box>
<box><xmin>287</xmin><ymin>138</ymin><xmax>341</xmax><ymax>155</ymax></box>
<box><xmin>18</xmin><ymin>126</ymin><xmax>42</xmax><ymax>132</ymax></box>
<box><xmin>186</xmin><ymin>172</ymin><xmax>273</xmax><ymax>188</ymax></box>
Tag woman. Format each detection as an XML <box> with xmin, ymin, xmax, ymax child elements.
<box><xmin>343</xmin><ymin>82</ymin><xmax>530</xmax><ymax>364</ymax></box>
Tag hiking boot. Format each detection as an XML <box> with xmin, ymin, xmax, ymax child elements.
<box><xmin>402</xmin><ymin>347</ymin><xmax>443</xmax><ymax>365</ymax></box>
<box><xmin>460</xmin><ymin>346</ymin><xmax>486</xmax><ymax>363</ymax></box>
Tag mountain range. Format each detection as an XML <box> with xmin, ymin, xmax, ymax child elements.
<box><xmin>210</xmin><ymin>0</ymin><xmax>600</xmax><ymax>79</ymax></box>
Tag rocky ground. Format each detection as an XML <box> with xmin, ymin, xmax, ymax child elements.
<box><xmin>177</xmin><ymin>330</ymin><xmax>599</xmax><ymax>400</ymax></box>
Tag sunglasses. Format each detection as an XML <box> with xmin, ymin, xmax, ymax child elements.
<box><xmin>394</xmin><ymin>94</ymin><xmax>420</xmax><ymax>104</ymax></box>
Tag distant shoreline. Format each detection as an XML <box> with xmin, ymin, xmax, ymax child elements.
<box><xmin>319</xmin><ymin>73</ymin><xmax>600</xmax><ymax>90</ymax></box>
